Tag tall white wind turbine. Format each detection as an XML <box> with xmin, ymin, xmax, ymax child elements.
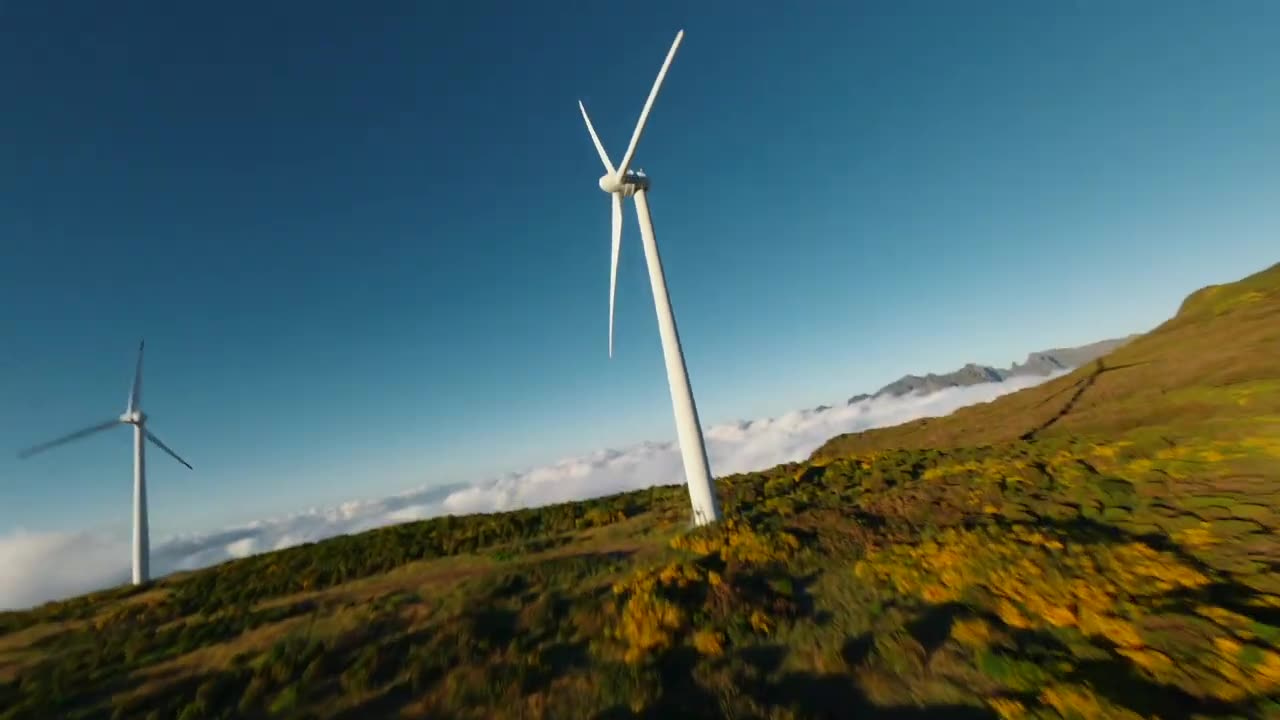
<box><xmin>577</xmin><ymin>29</ymin><xmax>722</xmax><ymax>526</ymax></box>
<box><xmin>17</xmin><ymin>341</ymin><xmax>193</xmax><ymax>585</ymax></box>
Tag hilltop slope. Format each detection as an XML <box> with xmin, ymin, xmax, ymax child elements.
<box><xmin>816</xmin><ymin>262</ymin><xmax>1280</xmax><ymax>457</ymax></box>
<box><xmin>1</xmin><ymin>262</ymin><xmax>1277</xmax><ymax>720</ymax></box>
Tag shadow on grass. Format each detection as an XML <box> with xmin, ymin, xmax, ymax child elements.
<box><xmin>329</xmin><ymin>680</ymin><xmax>417</xmax><ymax>720</ymax></box>
<box><xmin>593</xmin><ymin>651</ymin><xmax>997</xmax><ymax>719</ymax></box>
<box><xmin>593</xmin><ymin>647</ymin><xmax>723</xmax><ymax>719</ymax></box>
<box><xmin>843</xmin><ymin>632</ymin><xmax>875</xmax><ymax>667</ymax></box>
<box><xmin>738</xmin><ymin>644</ymin><xmax>788</xmax><ymax>677</ymax></box>
<box><xmin>521</xmin><ymin>639</ymin><xmax>591</xmax><ymax>695</ymax></box>
<box><xmin>1067</xmin><ymin>657</ymin><xmax>1246</xmax><ymax>720</ymax></box>
<box><xmin>904</xmin><ymin>601</ymin><xmax>969</xmax><ymax>659</ymax></box>
<box><xmin>744</xmin><ymin>643</ymin><xmax>998</xmax><ymax>720</ymax></box>
<box><xmin>1146</xmin><ymin>580</ymin><xmax>1280</xmax><ymax>631</ymax></box>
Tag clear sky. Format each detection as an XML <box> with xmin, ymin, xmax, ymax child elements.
<box><xmin>1</xmin><ymin>1</ymin><xmax>1276</xmax><ymax>538</ymax></box>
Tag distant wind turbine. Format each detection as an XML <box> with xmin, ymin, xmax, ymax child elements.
<box><xmin>17</xmin><ymin>341</ymin><xmax>193</xmax><ymax>585</ymax></box>
<box><xmin>577</xmin><ymin>30</ymin><xmax>722</xmax><ymax>527</ymax></box>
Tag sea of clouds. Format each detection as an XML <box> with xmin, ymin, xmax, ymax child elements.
<box><xmin>0</xmin><ymin>371</ymin><xmax>1065</xmax><ymax>610</ymax></box>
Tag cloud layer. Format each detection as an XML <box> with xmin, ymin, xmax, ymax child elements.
<box><xmin>0</xmin><ymin>371</ymin><xmax>1062</xmax><ymax>610</ymax></box>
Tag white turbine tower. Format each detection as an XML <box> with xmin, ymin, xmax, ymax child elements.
<box><xmin>17</xmin><ymin>340</ymin><xmax>193</xmax><ymax>585</ymax></box>
<box><xmin>578</xmin><ymin>29</ymin><xmax>722</xmax><ymax>527</ymax></box>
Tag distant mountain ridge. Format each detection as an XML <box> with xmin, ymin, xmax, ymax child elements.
<box><xmin>847</xmin><ymin>335</ymin><xmax>1139</xmax><ymax>405</ymax></box>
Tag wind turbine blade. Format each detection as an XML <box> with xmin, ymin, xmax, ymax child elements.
<box><xmin>578</xmin><ymin>101</ymin><xmax>615</xmax><ymax>174</ymax></box>
<box><xmin>127</xmin><ymin>339</ymin><xmax>144</xmax><ymax>414</ymax></box>
<box><xmin>145</xmin><ymin>430</ymin><xmax>193</xmax><ymax>470</ymax></box>
<box><xmin>17</xmin><ymin>419</ymin><xmax>122</xmax><ymax>459</ymax></box>
<box><xmin>609</xmin><ymin>192</ymin><xmax>622</xmax><ymax>358</ymax></box>
<box><xmin>616</xmin><ymin>30</ymin><xmax>684</xmax><ymax>178</ymax></box>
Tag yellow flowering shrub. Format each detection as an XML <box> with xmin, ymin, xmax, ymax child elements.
<box><xmin>1173</xmin><ymin>523</ymin><xmax>1218</xmax><ymax>549</ymax></box>
<box><xmin>749</xmin><ymin>610</ymin><xmax>773</xmax><ymax>635</ymax></box>
<box><xmin>669</xmin><ymin>519</ymin><xmax>801</xmax><ymax>565</ymax></box>
<box><xmin>612</xmin><ymin>592</ymin><xmax>686</xmax><ymax>664</ymax></box>
<box><xmin>607</xmin><ymin>519</ymin><xmax>804</xmax><ymax>664</ymax></box>
<box><xmin>691</xmin><ymin>629</ymin><xmax>724</xmax><ymax>657</ymax></box>
<box><xmin>986</xmin><ymin>697</ymin><xmax>1028</xmax><ymax>720</ymax></box>
<box><xmin>1039</xmin><ymin>683</ymin><xmax>1145</xmax><ymax>720</ymax></box>
<box><xmin>1201</xmin><ymin>636</ymin><xmax>1280</xmax><ymax>702</ymax></box>
<box><xmin>854</xmin><ymin>522</ymin><xmax>1280</xmax><ymax>703</ymax></box>
<box><xmin>950</xmin><ymin>617</ymin><xmax>995</xmax><ymax>649</ymax></box>
<box><xmin>855</xmin><ymin>526</ymin><xmax>1207</xmax><ymax>635</ymax></box>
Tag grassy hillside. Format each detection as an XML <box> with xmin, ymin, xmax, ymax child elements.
<box><xmin>1</xmin><ymin>262</ymin><xmax>1278</xmax><ymax>720</ymax></box>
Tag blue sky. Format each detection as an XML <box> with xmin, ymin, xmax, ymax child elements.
<box><xmin>1</xmin><ymin>1</ymin><xmax>1276</xmax><ymax>538</ymax></box>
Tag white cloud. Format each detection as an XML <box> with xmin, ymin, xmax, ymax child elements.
<box><xmin>0</xmin><ymin>371</ymin><xmax>1063</xmax><ymax>611</ymax></box>
<box><xmin>0</xmin><ymin>529</ymin><xmax>131</xmax><ymax>610</ymax></box>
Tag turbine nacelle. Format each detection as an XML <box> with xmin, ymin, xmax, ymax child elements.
<box><xmin>598</xmin><ymin>170</ymin><xmax>649</xmax><ymax>196</ymax></box>
<box><xmin>120</xmin><ymin>411</ymin><xmax>146</xmax><ymax>425</ymax></box>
